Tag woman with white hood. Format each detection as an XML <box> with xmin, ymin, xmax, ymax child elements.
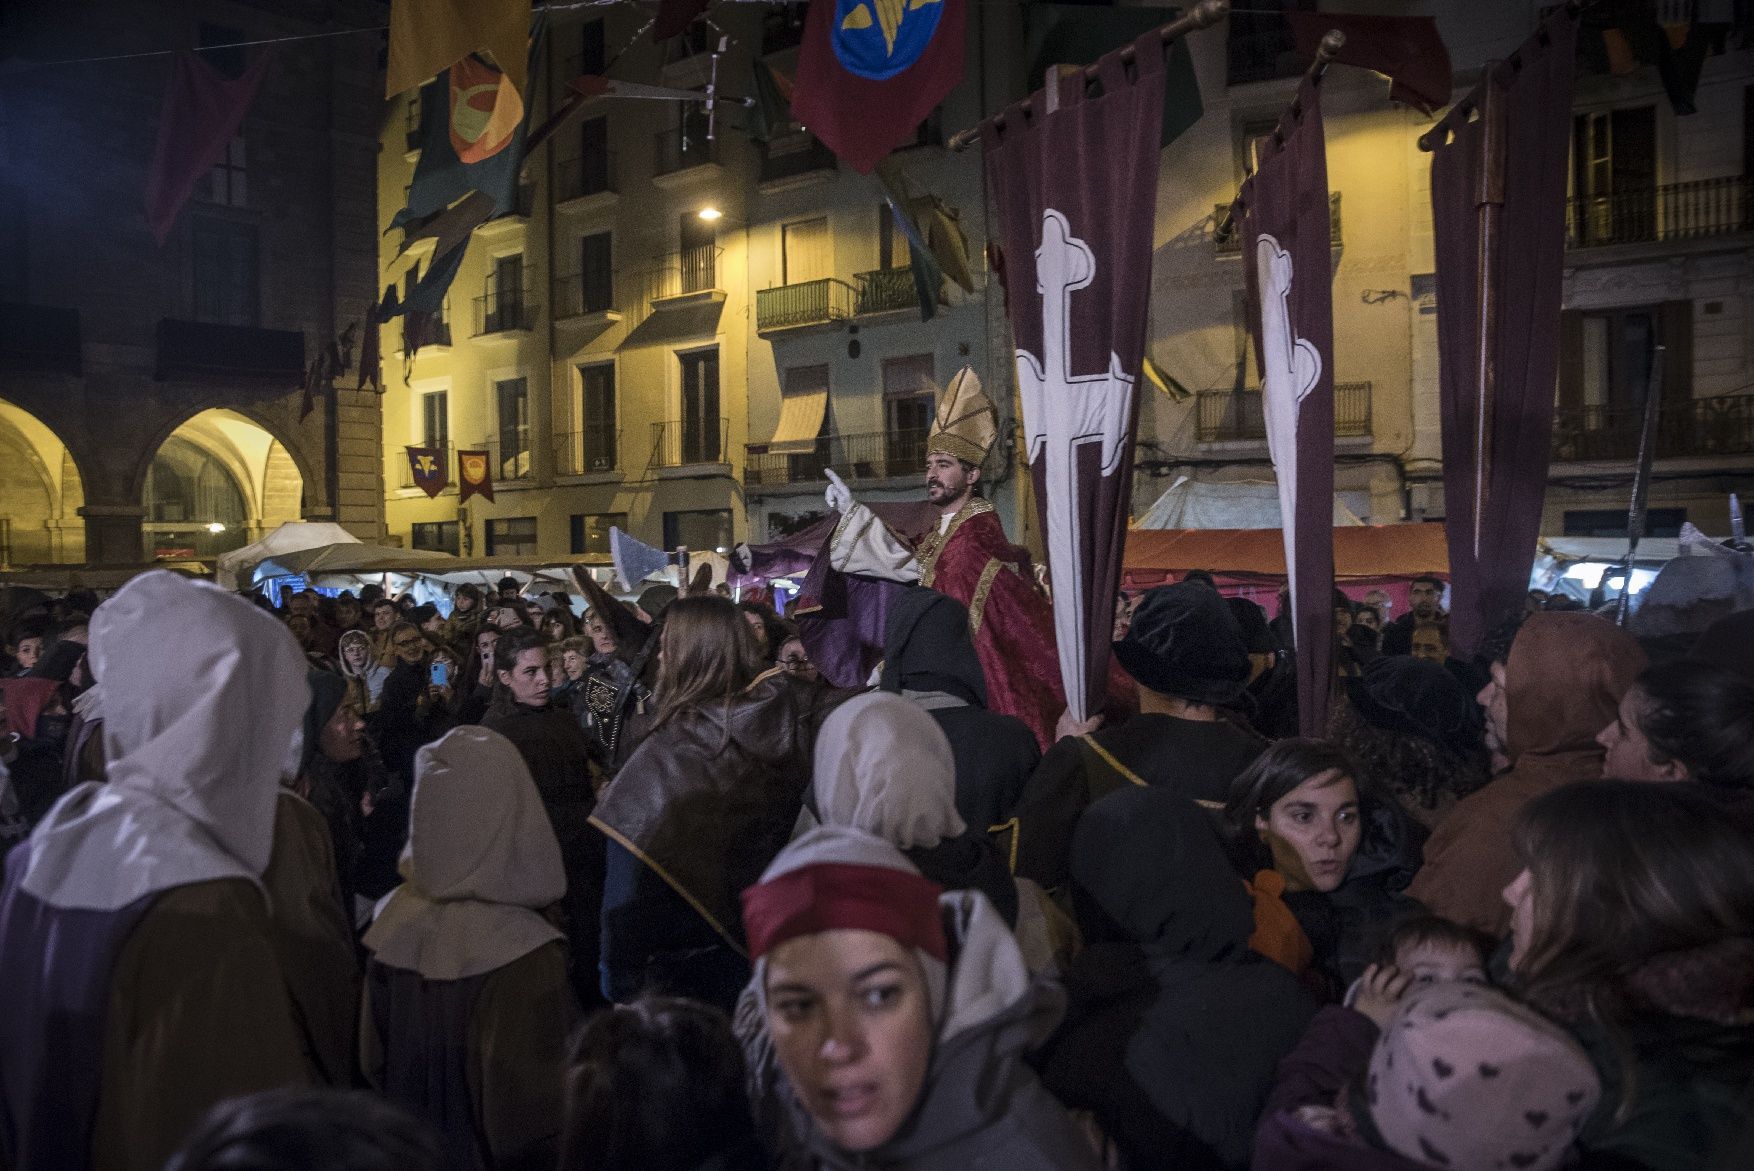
<box><xmin>736</xmin><ymin>826</ymin><xmax>1102</xmax><ymax>1171</ymax></box>
<box><xmin>0</xmin><ymin>571</ymin><xmax>313</xmax><ymax>1171</ymax></box>
<box><xmin>360</xmin><ymin>725</ymin><xmax>572</xmax><ymax>1171</ymax></box>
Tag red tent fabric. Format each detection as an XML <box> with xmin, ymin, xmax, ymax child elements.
<box><xmin>1124</xmin><ymin>523</ymin><xmax>1449</xmax><ymax>584</ymax></box>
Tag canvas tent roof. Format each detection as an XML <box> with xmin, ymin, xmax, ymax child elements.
<box><xmin>1124</xmin><ymin>523</ymin><xmax>1449</xmax><ymax>584</ymax></box>
<box><xmin>1134</xmin><ymin>477</ymin><xmax>1364</xmax><ymax>530</ymax></box>
<box><xmin>215</xmin><ymin>522</ymin><xmax>361</xmax><ymax>589</ymax></box>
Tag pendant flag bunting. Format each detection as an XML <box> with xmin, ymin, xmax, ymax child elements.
<box><xmin>386</xmin><ymin>0</ymin><xmax>530</xmax><ymax>108</ymax></box>
<box><xmin>1426</xmin><ymin>5</ymin><xmax>1579</xmax><ymax>657</ymax></box>
<box><xmin>458</xmin><ymin>449</ymin><xmax>495</xmax><ymax>504</ymax></box>
<box><xmin>144</xmin><ymin>49</ymin><xmax>272</xmax><ymax>245</ymax></box>
<box><xmin>980</xmin><ymin>33</ymin><xmax>1165</xmax><ymax>722</ymax></box>
<box><xmin>1239</xmin><ymin>72</ymin><xmax>1338</xmax><ymax>739</ymax></box>
<box><xmin>794</xmin><ymin>0</ymin><xmax>967</xmax><ymax>173</ymax></box>
<box><xmin>1286</xmin><ymin>12</ymin><xmax>1452</xmax><ymax>115</ymax></box>
<box><xmin>611</xmin><ymin>527</ymin><xmax>670</xmax><ymax>593</ymax></box>
<box><xmin>406</xmin><ymin>446</ymin><xmax>448</xmax><ymax>499</ymax></box>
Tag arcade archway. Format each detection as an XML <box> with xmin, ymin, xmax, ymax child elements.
<box><xmin>141</xmin><ymin>409</ymin><xmax>305</xmax><ymax>560</ymax></box>
<box><xmin>0</xmin><ymin>398</ymin><xmax>85</xmax><ymax>566</ymax></box>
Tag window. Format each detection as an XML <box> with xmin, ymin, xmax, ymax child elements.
<box><xmin>579</xmin><ymin>116</ymin><xmax>610</xmax><ymax>195</ymax></box>
<box><xmin>883</xmin><ymin>354</ymin><xmax>935</xmax><ymax>475</ymax></box>
<box><xmin>577</xmin><ymin>19</ymin><xmax>606</xmax><ymax>76</ymax></box>
<box><xmin>191</xmin><ymin>216</ymin><xmax>259</xmax><ymax>325</ymax></box>
<box><xmin>205</xmin><ymin>136</ymin><xmax>248</xmax><ymax>206</ymax></box>
<box><xmin>663</xmin><ymin>509</ymin><xmax>732</xmax><ymax>552</ymax></box>
<box><xmin>411</xmin><ymin>521</ymin><xmax>460</xmax><ymax>554</ymax></box>
<box><xmin>421</xmin><ymin>390</ymin><xmax>449</xmax><ymax>450</ymax></box>
<box><xmin>878</xmin><ymin>204</ymin><xmax>905</xmax><ymax>270</ymax></box>
<box><xmin>1572</xmin><ymin>107</ymin><xmax>1656</xmax><ymax>245</ymax></box>
<box><xmin>782</xmin><ymin>216</ymin><xmax>831</xmax><ymax>285</ymax></box>
<box><xmin>488</xmin><ymin>254</ymin><xmax>525</xmax><ymax>330</ymax></box>
<box><xmin>1560</xmin><ymin>302</ymin><xmax>1690</xmax><ymax>414</ymax></box>
<box><xmin>679</xmin><ymin>212</ymin><xmax>716</xmax><ymax>293</ymax></box>
<box><xmin>1236</xmin><ymin>117</ymin><xmax>1280</xmax><ymax>180</ymax></box>
<box><xmin>679</xmin><ymin>349</ymin><xmax>721</xmax><ymax>464</ymax></box>
<box><xmin>570</xmin><ymin>512</ymin><xmax>625</xmax><ymax>555</ymax></box>
<box><xmin>495</xmin><ymin>376</ymin><xmax>530</xmax><ymax>478</ymax></box>
<box><xmin>486</xmin><ymin>516</ymin><xmax>539</xmax><ymax>557</ymax></box>
<box><xmin>579</xmin><ymin>363</ymin><xmax>616</xmax><ymax>470</ymax></box>
<box><xmin>580</xmin><ymin>231</ymin><xmax>613</xmax><ymax>314</ymax></box>
<box><xmin>777</xmin><ymin>364</ymin><xmax>832</xmax><ymax>480</ymax></box>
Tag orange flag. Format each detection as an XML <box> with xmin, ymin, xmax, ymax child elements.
<box><xmin>386</xmin><ymin>0</ymin><xmax>531</xmax><ymax>119</ymax></box>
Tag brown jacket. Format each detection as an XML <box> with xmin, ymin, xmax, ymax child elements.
<box><xmin>1406</xmin><ymin>614</ymin><xmax>1645</xmax><ymax>935</ymax></box>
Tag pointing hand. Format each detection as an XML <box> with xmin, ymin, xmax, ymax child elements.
<box><xmin>824</xmin><ymin>468</ymin><xmax>854</xmax><ymax>514</ymax></box>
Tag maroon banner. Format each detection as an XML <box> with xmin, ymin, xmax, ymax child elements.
<box><xmin>458</xmin><ymin>449</ymin><xmax>495</xmax><ymax>504</ymax></box>
<box><xmin>1239</xmin><ymin>77</ymin><xmax>1337</xmax><ymax>739</ymax></box>
<box><xmin>406</xmin><ymin>446</ymin><xmax>447</xmax><ymax>499</ymax></box>
<box><xmin>144</xmin><ymin>50</ymin><xmax>272</xmax><ymax>245</ymax></box>
<box><xmin>1429</xmin><ymin>8</ymin><xmax>1578</xmax><ymax>657</ymax></box>
<box><xmin>980</xmin><ymin>33</ymin><xmax>1164</xmax><ymax>721</ymax></box>
<box><xmin>1287</xmin><ymin>12</ymin><xmax>1452</xmax><ymax>115</ymax></box>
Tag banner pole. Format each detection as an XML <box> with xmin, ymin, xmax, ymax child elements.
<box><xmin>1616</xmin><ymin>344</ymin><xmax>1665</xmax><ymax>626</ymax></box>
<box><xmin>1471</xmin><ymin>69</ymin><xmax>1508</xmax><ymax>563</ymax></box>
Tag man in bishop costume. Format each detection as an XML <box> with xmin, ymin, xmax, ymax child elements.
<box><xmin>822</xmin><ymin>367</ymin><xmax>1099</xmax><ymax>751</ymax></box>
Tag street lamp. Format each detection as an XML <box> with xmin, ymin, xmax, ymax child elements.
<box><xmin>206</xmin><ymin>522</ymin><xmax>226</xmax><ymax>534</ymax></box>
<box><xmin>697</xmin><ymin>205</ymin><xmax>723</xmax><ymax>222</ymax></box>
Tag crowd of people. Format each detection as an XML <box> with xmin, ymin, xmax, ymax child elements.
<box><xmin>0</xmin><ymin>558</ymin><xmax>1750</xmax><ymax>1171</ymax></box>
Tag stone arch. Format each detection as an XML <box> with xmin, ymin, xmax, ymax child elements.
<box><xmin>131</xmin><ymin>402</ymin><xmax>319</xmax><ymax>506</ymax></box>
<box><xmin>139</xmin><ymin>408</ymin><xmax>308</xmax><ymax>559</ymax></box>
<box><xmin>0</xmin><ymin>397</ymin><xmax>87</xmax><ymax>565</ymax></box>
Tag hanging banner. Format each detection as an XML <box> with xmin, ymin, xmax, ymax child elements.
<box><xmin>1239</xmin><ymin>74</ymin><xmax>1337</xmax><ymax>739</ymax></box>
<box><xmin>406</xmin><ymin>446</ymin><xmax>448</xmax><ymax>498</ymax></box>
<box><xmin>458</xmin><ymin>449</ymin><xmax>495</xmax><ymax>503</ymax></box>
<box><xmin>980</xmin><ymin>32</ymin><xmax>1165</xmax><ymax>722</ymax></box>
<box><xmin>1428</xmin><ymin>7</ymin><xmax>1578</xmax><ymax>656</ymax></box>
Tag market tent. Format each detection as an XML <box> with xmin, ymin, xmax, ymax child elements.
<box><xmin>1134</xmin><ymin>476</ymin><xmax>1364</xmax><ymax>529</ymax></box>
<box><xmin>215</xmin><ymin>522</ymin><xmax>360</xmax><ymax>590</ymax></box>
<box><xmin>258</xmin><ymin>542</ymin><xmax>456</xmax><ymax>580</ymax></box>
<box><xmin>1123</xmin><ymin>523</ymin><xmax>1449</xmax><ymax>589</ymax></box>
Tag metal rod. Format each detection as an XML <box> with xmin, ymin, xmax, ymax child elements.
<box><xmin>1419</xmin><ymin>0</ymin><xmax>1598</xmax><ymax>153</ymax></box>
<box><xmin>1471</xmin><ymin>67</ymin><xmax>1507</xmax><ymax>564</ymax></box>
<box><xmin>1617</xmin><ymin>344</ymin><xmax>1666</xmax><ymax>626</ymax></box>
<box><xmin>1212</xmin><ymin>29</ymin><xmax>1346</xmax><ymax>244</ymax></box>
<box><xmin>947</xmin><ymin>0</ymin><xmax>1230</xmax><ymax>152</ymax></box>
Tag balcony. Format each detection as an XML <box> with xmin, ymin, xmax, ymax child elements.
<box><xmin>1565</xmin><ymin>177</ymin><xmax>1753</xmax><ymax>251</ymax></box>
<box><xmin>1552</xmin><ymin>392</ymin><xmax>1754</xmax><ymax>463</ymax></box>
<box><xmin>746</xmin><ymin>428</ymin><xmax>929</xmax><ymax>489</ymax></box>
<box><xmin>1216</xmin><ymin>192</ymin><xmax>1342</xmax><ymax>255</ymax></box>
<box><xmin>641</xmin><ymin>245</ymin><xmax>723</xmax><ymax>310</ymax></box>
<box><xmin>556</xmin><ymin>151</ymin><xmax>619</xmax><ymax>210</ymax></box>
<box><xmin>856</xmin><ymin>268</ymin><xmax>921</xmax><ymax>316</ymax></box>
<box><xmin>486</xmin><ymin>431</ymin><xmax>534</xmax><ymax>482</ymax></box>
<box><xmin>476</xmin><ymin>183</ymin><xmax>536</xmax><ymax>235</ymax></box>
<box><xmin>553</xmin><ymin>272</ymin><xmax>619</xmax><ymax>323</ymax></box>
<box><xmin>398</xmin><ymin>314</ymin><xmax>451</xmax><ymax>355</ymax></box>
<box><xmin>156</xmin><ymin>319</ymin><xmax>303</xmax><ymax>381</ymax></box>
<box><xmin>653</xmin><ymin>128</ymin><xmax>720</xmax><ymax>182</ymax></box>
<box><xmin>397</xmin><ymin>442</ymin><xmax>456</xmax><ymax>491</ymax></box>
<box><xmin>554</xmin><ymin>426</ymin><xmax>620</xmax><ymax>476</ymax></box>
<box><xmin>652</xmin><ymin>418</ymin><xmax>729</xmax><ymax>468</ymax></box>
<box><xmin>473</xmin><ymin>289</ymin><xmax>537</xmax><ymax>337</ymax></box>
<box><xmin>1196</xmin><ymin>381</ymin><xmax>1373</xmax><ymax>443</ymax></box>
<box><xmin>756</xmin><ymin>278</ymin><xmax>857</xmax><ymax>335</ymax></box>
<box><xmin>759</xmin><ymin>135</ymin><xmax>837</xmax><ymax>189</ymax></box>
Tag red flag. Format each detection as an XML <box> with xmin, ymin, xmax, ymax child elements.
<box><xmin>793</xmin><ymin>0</ymin><xmax>966</xmax><ymax>173</ymax></box>
<box><xmin>458</xmin><ymin>449</ymin><xmax>495</xmax><ymax>503</ymax></box>
<box><xmin>1239</xmin><ymin>76</ymin><xmax>1338</xmax><ymax>738</ymax></box>
<box><xmin>1288</xmin><ymin>13</ymin><xmax>1452</xmax><ymax>116</ymax></box>
<box><xmin>654</xmin><ymin>0</ymin><xmax>710</xmax><ymax>42</ymax></box>
<box><xmin>144</xmin><ymin>50</ymin><xmax>272</xmax><ymax>245</ymax></box>
<box><xmin>981</xmin><ymin>35</ymin><xmax>1163</xmax><ymax>722</ymax></box>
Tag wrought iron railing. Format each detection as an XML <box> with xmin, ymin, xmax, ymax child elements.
<box><xmin>1565</xmin><ymin>177</ymin><xmax>1753</xmax><ymax>250</ymax></box>
<box><xmin>1552</xmin><ymin>392</ymin><xmax>1754</xmax><ymax>462</ymax></box>
<box><xmin>1216</xmin><ymin>192</ymin><xmax>1342</xmax><ymax>254</ymax></box>
<box><xmin>745</xmin><ymin>428</ymin><xmax>930</xmax><ymax>487</ymax></box>
<box><xmin>557</xmin><ymin>151</ymin><xmax>618</xmax><ymax>202</ymax></box>
<box><xmin>1196</xmin><ymin>381</ymin><xmax>1373</xmax><ymax>442</ymax></box>
<box><xmin>756</xmin><ymin>278</ymin><xmax>857</xmax><ymax>332</ymax></box>
<box><xmin>655</xmin><ymin>128</ymin><xmax>719</xmax><ymax>175</ymax></box>
<box><xmin>640</xmin><ymin>245</ymin><xmax>720</xmax><ymax>306</ymax></box>
<box><xmin>397</xmin><ymin>443</ymin><xmax>455</xmax><ymax>489</ymax></box>
<box><xmin>474</xmin><ymin>289</ymin><xmax>537</xmax><ymax>335</ymax></box>
<box><xmin>856</xmin><ymin>268</ymin><xmax>920</xmax><ymax>315</ymax></box>
<box><xmin>554</xmin><ymin>426</ymin><xmax>620</xmax><ymax>475</ymax></box>
<box><xmin>652</xmin><ymin>418</ymin><xmax>729</xmax><ymax>467</ymax></box>
<box><xmin>553</xmin><ymin>272</ymin><xmax>615</xmax><ymax>318</ymax></box>
<box><xmin>486</xmin><ymin>431</ymin><xmax>534</xmax><ymax>481</ymax></box>
<box><xmin>760</xmin><ymin>137</ymin><xmax>837</xmax><ymax>184</ymax></box>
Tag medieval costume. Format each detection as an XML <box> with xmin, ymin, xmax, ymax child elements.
<box><xmin>362</xmin><ymin>727</ymin><xmax>571</xmax><ymax>1171</ymax></box>
<box><xmin>0</xmin><ymin>572</ymin><xmax>312</xmax><ymax>1171</ymax></box>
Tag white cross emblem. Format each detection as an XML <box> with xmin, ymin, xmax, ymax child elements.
<box><xmin>1016</xmin><ymin>209</ymin><xmax>1136</xmax><ymax>720</ymax></box>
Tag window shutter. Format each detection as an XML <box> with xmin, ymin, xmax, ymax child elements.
<box><xmin>1558</xmin><ymin>309</ymin><xmax>1584</xmax><ymax>411</ymax></box>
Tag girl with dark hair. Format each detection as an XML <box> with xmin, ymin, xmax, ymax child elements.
<box><xmin>1503</xmin><ymin>780</ymin><xmax>1754</xmax><ymax>1170</ymax></box>
<box><xmin>560</xmin><ymin>997</ymin><xmax>763</xmax><ymax>1171</ymax></box>
<box><xmin>165</xmin><ymin>1088</ymin><xmax>448</xmax><ymax>1171</ymax></box>
<box><xmin>542</xmin><ymin>606</ymin><xmax>578</xmax><ymax>644</ymax></box>
<box><xmin>1224</xmin><ymin>739</ymin><xmax>1423</xmax><ymax>999</ymax></box>
<box><xmin>592</xmin><ymin>594</ymin><xmax>842</xmax><ymax>1010</ymax></box>
<box><xmin>1597</xmin><ymin>658</ymin><xmax>1754</xmax><ymax>792</ymax></box>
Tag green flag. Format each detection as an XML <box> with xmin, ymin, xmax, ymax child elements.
<box><xmin>1025</xmin><ymin>4</ymin><xmax>1203</xmax><ymax>149</ymax></box>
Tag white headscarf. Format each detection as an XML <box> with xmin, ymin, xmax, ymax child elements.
<box><xmin>22</xmin><ymin>571</ymin><xmax>310</xmax><ymax>911</ymax></box>
<box><xmin>811</xmin><ymin>691</ymin><xmax>967</xmax><ymax>851</ymax></box>
<box><xmin>364</xmin><ymin>726</ymin><xmax>566</xmax><ymax>981</ymax></box>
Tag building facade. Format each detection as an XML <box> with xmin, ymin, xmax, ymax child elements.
<box><xmin>0</xmin><ymin>0</ymin><xmax>383</xmax><ymax>569</ymax></box>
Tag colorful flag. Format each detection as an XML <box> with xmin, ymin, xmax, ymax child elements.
<box><xmin>873</xmin><ymin>159</ymin><xmax>943</xmax><ymax>322</ymax></box>
<box><xmin>1024</xmin><ymin>3</ymin><xmax>1203</xmax><ymax>148</ymax></box>
<box><xmin>407</xmin><ymin>446</ymin><xmax>448</xmax><ymax>498</ymax></box>
<box><xmin>144</xmin><ymin>49</ymin><xmax>272</xmax><ymax>245</ymax></box>
<box><xmin>1239</xmin><ymin>74</ymin><xmax>1337</xmax><ymax>738</ymax></box>
<box><xmin>458</xmin><ymin>449</ymin><xmax>495</xmax><ymax>503</ymax></box>
<box><xmin>1287</xmin><ymin>12</ymin><xmax>1452</xmax><ymax>116</ymax></box>
<box><xmin>1429</xmin><ymin>8</ymin><xmax>1579</xmax><ymax>655</ymax></box>
<box><xmin>793</xmin><ymin>0</ymin><xmax>967</xmax><ymax>173</ymax></box>
<box><xmin>386</xmin><ymin>0</ymin><xmax>530</xmax><ymax>107</ymax></box>
<box><xmin>358</xmin><ymin>298</ymin><xmax>384</xmax><ymax>392</ymax></box>
<box><xmin>980</xmin><ymin>33</ymin><xmax>1164</xmax><ymax>722</ymax></box>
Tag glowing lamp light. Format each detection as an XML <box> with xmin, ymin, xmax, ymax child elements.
<box><xmin>697</xmin><ymin>206</ymin><xmax>724</xmax><ymax>222</ymax></box>
<box><xmin>206</xmin><ymin>522</ymin><xmax>227</xmax><ymax>534</ymax></box>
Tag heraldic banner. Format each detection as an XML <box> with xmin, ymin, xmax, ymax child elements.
<box><xmin>980</xmin><ymin>34</ymin><xmax>1165</xmax><ymax>722</ymax></box>
<box><xmin>406</xmin><ymin>446</ymin><xmax>448</xmax><ymax>499</ymax></box>
<box><xmin>458</xmin><ymin>449</ymin><xmax>495</xmax><ymax>504</ymax></box>
<box><xmin>1239</xmin><ymin>75</ymin><xmax>1337</xmax><ymax>739</ymax></box>
<box><xmin>1429</xmin><ymin>7</ymin><xmax>1578</xmax><ymax>658</ymax></box>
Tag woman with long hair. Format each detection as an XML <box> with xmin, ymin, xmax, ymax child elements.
<box><xmin>592</xmin><ymin>594</ymin><xmax>841</xmax><ymax>1011</ymax></box>
<box><xmin>540</xmin><ymin>607</ymin><xmax>578</xmax><ymax>644</ymax></box>
<box><xmin>1503</xmin><ymin>780</ymin><xmax>1754</xmax><ymax>1170</ymax></box>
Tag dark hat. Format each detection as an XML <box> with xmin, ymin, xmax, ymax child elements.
<box><xmin>880</xmin><ymin>588</ymin><xmax>986</xmax><ymax>707</ymax></box>
<box><xmin>1224</xmin><ymin>597</ymin><xmax>1276</xmax><ymax>655</ymax></box>
<box><xmin>637</xmin><ymin>583</ymin><xmax>679</xmax><ymax>621</ymax></box>
<box><xmin>1348</xmin><ymin>656</ymin><xmax>1479</xmax><ymax>761</ymax></box>
<box><xmin>1113</xmin><ymin>583</ymin><xmax>1250</xmax><ymax>705</ymax></box>
<box><xmin>300</xmin><ymin>670</ymin><xmax>349</xmax><ymax>777</ymax></box>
